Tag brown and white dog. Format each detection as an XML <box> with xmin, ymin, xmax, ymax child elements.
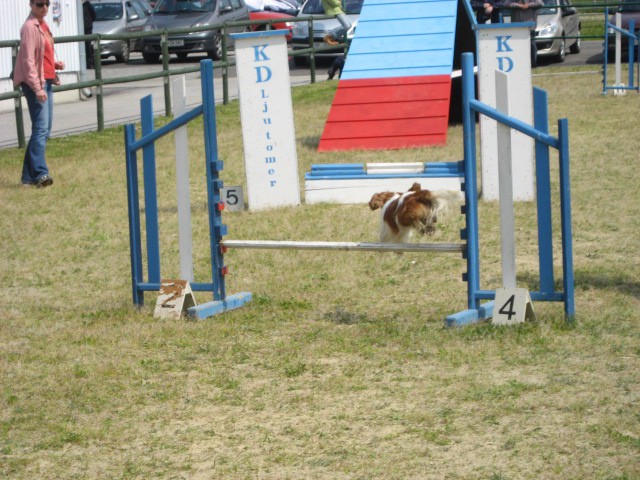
<box><xmin>368</xmin><ymin>183</ymin><xmax>460</xmax><ymax>243</ymax></box>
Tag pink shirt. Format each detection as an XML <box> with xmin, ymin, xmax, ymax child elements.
<box><xmin>13</xmin><ymin>14</ymin><xmax>49</xmax><ymax>93</ymax></box>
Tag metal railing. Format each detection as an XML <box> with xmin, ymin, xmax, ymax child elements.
<box><xmin>4</xmin><ymin>2</ymin><xmax>637</xmax><ymax>147</ymax></box>
<box><xmin>0</xmin><ymin>14</ymin><xmax>347</xmax><ymax>148</ymax></box>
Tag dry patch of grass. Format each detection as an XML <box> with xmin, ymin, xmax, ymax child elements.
<box><xmin>0</xmin><ymin>69</ymin><xmax>639</xmax><ymax>479</ymax></box>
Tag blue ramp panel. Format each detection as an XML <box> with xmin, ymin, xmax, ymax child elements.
<box><xmin>343</xmin><ymin>0</ymin><xmax>459</xmax><ymax>80</ymax></box>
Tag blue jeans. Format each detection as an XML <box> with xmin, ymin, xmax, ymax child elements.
<box><xmin>21</xmin><ymin>80</ymin><xmax>53</xmax><ymax>184</ymax></box>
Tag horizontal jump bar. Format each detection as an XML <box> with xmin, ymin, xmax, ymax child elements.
<box><xmin>220</xmin><ymin>240</ymin><xmax>465</xmax><ymax>253</ymax></box>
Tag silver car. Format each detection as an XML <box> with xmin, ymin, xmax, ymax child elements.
<box><xmin>141</xmin><ymin>0</ymin><xmax>250</xmax><ymax>63</ymax></box>
<box><xmin>290</xmin><ymin>0</ymin><xmax>362</xmax><ymax>66</ymax></box>
<box><xmin>534</xmin><ymin>0</ymin><xmax>581</xmax><ymax>62</ymax></box>
<box><xmin>92</xmin><ymin>0</ymin><xmax>152</xmax><ymax>63</ymax></box>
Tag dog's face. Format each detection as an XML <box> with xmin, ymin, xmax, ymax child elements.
<box><xmin>397</xmin><ymin>190</ymin><xmax>438</xmax><ymax>236</ymax></box>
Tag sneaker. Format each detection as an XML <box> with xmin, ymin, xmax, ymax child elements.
<box><xmin>327</xmin><ymin>69</ymin><xmax>335</xmax><ymax>80</ymax></box>
<box><xmin>35</xmin><ymin>174</ymin><xmax>53</xmax><ymax>188</ymax></box>
<box><xmin>21</xmin><ymin>181</ymin><xmax>35</xmax><ymax>188</ymax></box>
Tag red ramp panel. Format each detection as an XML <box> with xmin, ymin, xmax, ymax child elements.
<box><xmin>318</xmin><ymin>0</ymin><xmax>459</xmax><ymax>152</ymax></box>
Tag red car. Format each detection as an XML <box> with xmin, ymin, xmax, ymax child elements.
<box><xmin>248</xmin><ymin>9</ymin><xmax>294</xmax><ymax>42</ymax></box>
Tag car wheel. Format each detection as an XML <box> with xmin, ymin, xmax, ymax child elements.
<box><xmin>142</xmin><ymin>52</ymin><xmax>160</xmax><ymax>64</ymax></box>
<box><xmin>569</xmin><ymin>28</ymin><xmax>581</xmax><ymax>54</ymax></box>
<box><xmin>207</xmin><ymin>33</ymin><xmax>223</xmax><ymax>61</ymax></box>
<box><xmin>555</xmin><ymin>38</ymin><xmax>566</xmax><ymax>63</ymax></box>
<box><xmin>115</xmin><ymin>40</ymin><xmax>130</xmax><ymax>63</ymax></box>
<box><xmin>176</xmin><ymin>52</ymin><xmax>189</xmax><ymax>61</ymax></box>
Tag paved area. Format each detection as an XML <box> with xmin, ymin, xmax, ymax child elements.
<box><xmin>0</xmin><ymin>54</ymin><xmax>324</xmax><ymax>149</ymax></box>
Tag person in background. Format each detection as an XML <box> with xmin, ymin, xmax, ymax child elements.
<box><xmin>502</xmin><ymin>0</ymin><xmax>543</xmax><ymax>67</ymax></box>
<box><xmin>13</xmin><ymin>0</ymin><xmax>65</xmax><ymax>188</ymax></box>
<box><xmin>327</xmin><ymin>54</ymin><xmax>344</xmax><ymax>80</ymax></box>
<box><xmin>321</xmin><ymin>0</ymin><xmax>352</xmax><ymax>41</ymax></box>
<box><xmin>83</xmin><ymin>0</ymin><xmax>96</xmax><ymax>69</ymax></box>
<box><xmin>325</xmin><ymin>21</ymin><xmax>355</xmax><ymax>80</ymax></box>
<box><xmin>471</xmin><ymin>0</ymin><xmax>500</xmax><ymax>24</ymax></box>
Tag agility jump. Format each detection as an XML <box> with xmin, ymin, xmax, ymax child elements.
<box><xmin>124</xmin><ymin>55</ymin><xmax>574</xmax><ymax>326</ymax></box>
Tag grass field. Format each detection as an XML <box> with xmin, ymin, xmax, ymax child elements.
<box><xmin>1</xmin><ymin>66</ymin><xmax>639</xmax><ymax>479</ymax></box>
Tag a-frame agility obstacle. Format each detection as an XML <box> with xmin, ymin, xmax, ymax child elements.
<box><xmin>318</xmin><ymin>0</ymin><xmax>461</xmax><ymax>151</ymax></box>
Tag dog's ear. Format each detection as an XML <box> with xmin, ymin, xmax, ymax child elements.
<box><xmin>408</xmin><ymin>182</ymin><xmax>422</xmax><ymax>192</ymax></box>
<box><xmin>401</xmin><ymin>190</ymin><xmax>435</xmax><ymax>218</ymax></box>
<box><xmin>412</xmin><ymin>189</ymin><xmax>434</xmax><ymax>204</ymax></box>
<box><xmin>368</xmin><ymin>192</ymin><xmax>394</xmax><ymax>210</ymax></box>
<box><xmin>368</xmin><ymin>193</ymin><xmax>385</xmax><ymax>210</ymax></box>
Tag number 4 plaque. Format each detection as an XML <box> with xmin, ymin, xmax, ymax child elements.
<box><xmin>492</xmin><ymin>288</ymin><xmax>536</xmax><ymax>325</ymax></box>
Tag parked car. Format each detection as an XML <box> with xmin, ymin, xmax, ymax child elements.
<box><xmin>141</xmin><ymin>0</ymin><xmax>250</xmax><ymax>63</ymax></box>
<box><xmin>245</xmin><ymin>0</ymin><xmax>299</xmax><ymax>15</ymax></box>
<box><xmin>92</xmin><ymin>0</ymin><xmax>152</xmax><ymax>63</ymax></box>
<box><xmin>607</xmin><ymin>0</ymin><xmax>640</xmax><ymax>54</ymax></box>
<box><xmin>248</xmin><ymin>7</ymin><xmax>295</xmax><ymax>41</ymax></box>
<box><xmin>533</xmin><ymin>0</ymin><xmax>581</xmax><ymax>62</ymax></box>
<box><xmin>290</xmin><ymin>0</ymin><xmax>363</xmax><ymax>66</ymax></box>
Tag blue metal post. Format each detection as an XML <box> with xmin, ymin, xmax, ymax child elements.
<box><xmin>125</xmin><ymin>124</ymin><xmax>144</xmax><ymax>306</ymax></box>
<box><xmin>629</xmin><ymin>20</ymin><xmax>635</xmax><ymax>89</ymax></box>
<box><xmin>533</xmin><ymin>88</ymin><xmax>554</xmax><ymax>294</ymax></box>
<box><xmin>140</xmin><ymin>95</ymin><xmax>161</xmax><ymax>284</ymax></box>
<box><xmin>461</xmin><ymin>53</ymin><xmax>481</xmax><ymax>312</ymax></box>
<box><xmin>603</xmin><ymin>8</ymin><xmax>609</xmax><ymax>94</ymax></box>
<box><xmin>200</xmin><ymin>60</ymin><xmax>227</xmax><ymax>302</ymax></box>
<box><xmin>557</xmin><ymin>118</ymin><xmax>575</xmax><ymax>318</ymax></box>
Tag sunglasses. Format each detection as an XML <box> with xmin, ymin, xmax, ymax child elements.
<box><xmin>33</xmin><ymin>2</ymin><xmax>50</xmax><ymax>7</ymax></box>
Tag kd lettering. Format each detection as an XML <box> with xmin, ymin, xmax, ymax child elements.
<box><xmin>252</xmin><ymin>45</ymin><xmax>270</xmax><ymax>62</ymax></box>
<box><xmin>255</xmin><ymin>66</ymin><xmax>272</xmax><ymax>83</ymax></box>
<box><xmin>496</xmin><ymin>36</ymin><xmax>513</xmax><ymax>52</ymax></box>
<box><xmin>498</xmin><ymin>57</ymin><xmax>514</xmax><ymax>73</ymax></box>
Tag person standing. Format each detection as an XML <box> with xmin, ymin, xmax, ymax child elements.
<box><xmin>13</xmin><ymin>0</ymin><xmax>65</xmax><ymax>188</ymax></box>
<box><xmin>502</xmin><ymin>0</ymin><xmax>543</xmax><ymax>67</ymax></box>
<box><xmin>83</xmin><ymin>0</ymin><xmax>96</xmax><ymax>69</ymax></box>
<box><xmin>321</xmin><ymin>0</ymin><xmax>352</xmax><ymax>40</ymax></box>
<box><xmin>471</xmin><ymin>0</ymin><xmax>500</xmax><ymax>24</ymax></box>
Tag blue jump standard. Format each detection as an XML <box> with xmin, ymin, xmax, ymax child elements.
<box><xmin>125</xmin><ymin>60</ymin><xmax>250</xmax><ymax>318</ymax></box>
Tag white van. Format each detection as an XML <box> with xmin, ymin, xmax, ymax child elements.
<box><xmin>534</xmin><ymin>0</ymin><xmax>581</xmax><ymax>62</ymax></box>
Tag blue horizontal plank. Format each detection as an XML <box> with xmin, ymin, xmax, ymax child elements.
<box><xmin>348</xmin><ymin>34</ymin><xmax>456</xmax><ymax>54</ymax></box>
<box><xmin>342</xmin><ymin>65</ymin><xmax>453</xmax><ymax>79</ymax></box>
<box><xmin>445</xmin><ymin>302</ymin><xmax>494</xmax><ymax>327</ymax></box>
<box><xmin>187</xmin><ymin>292</ymin><xmax>253</xmax><ymax>320</ymax></box>
<box><xmin>348</xmin><ymin>50</ymin><xmax>453</xmax><ymax>69</ymax></box>
<box><xmin>359</xmin><ymin>2</ymin><xmax>458</xmax><ymax>20</ymax></box>
<box><xmin>312</xmin><ymin>163</ymin><xmax>364</xmax><ymax>171</ymax></box>
<box><xmin>356</xmin><ymin>17</ymin><xmax>456</xmax><ymax>36</ymax></box>
<box><xmin>305</xmin><ymin>172</ymin><xmax>463</xmax><ymax>180</ymax></box>
<box><xmin>309</xmin><ymin>162</ymin><xmax>461</xmax><ymax>176</ymax></box>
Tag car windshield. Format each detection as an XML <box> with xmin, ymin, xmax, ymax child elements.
<box><xmin>154</xmin><ymin>0</ymin><xmax>218</xmax><ymax>13</ymax></box>
<box><xmin>538</xmin><ymin>0</ymin><xmax>559</xmax><ymax>16</ymax></box>
<box><xmin>619</xmin><ymin>0</ymin><xmax>640</xmax><ymax>12</ymax></box>
<box><xmin>94</xmin><ymin>2</ymin><xmax>124</xmax><ymax>20</ymax></box>
<box><xmin>301</xmin><ymin>0</ymin><xmax>363</xmax><ymax>15</ymax></box>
